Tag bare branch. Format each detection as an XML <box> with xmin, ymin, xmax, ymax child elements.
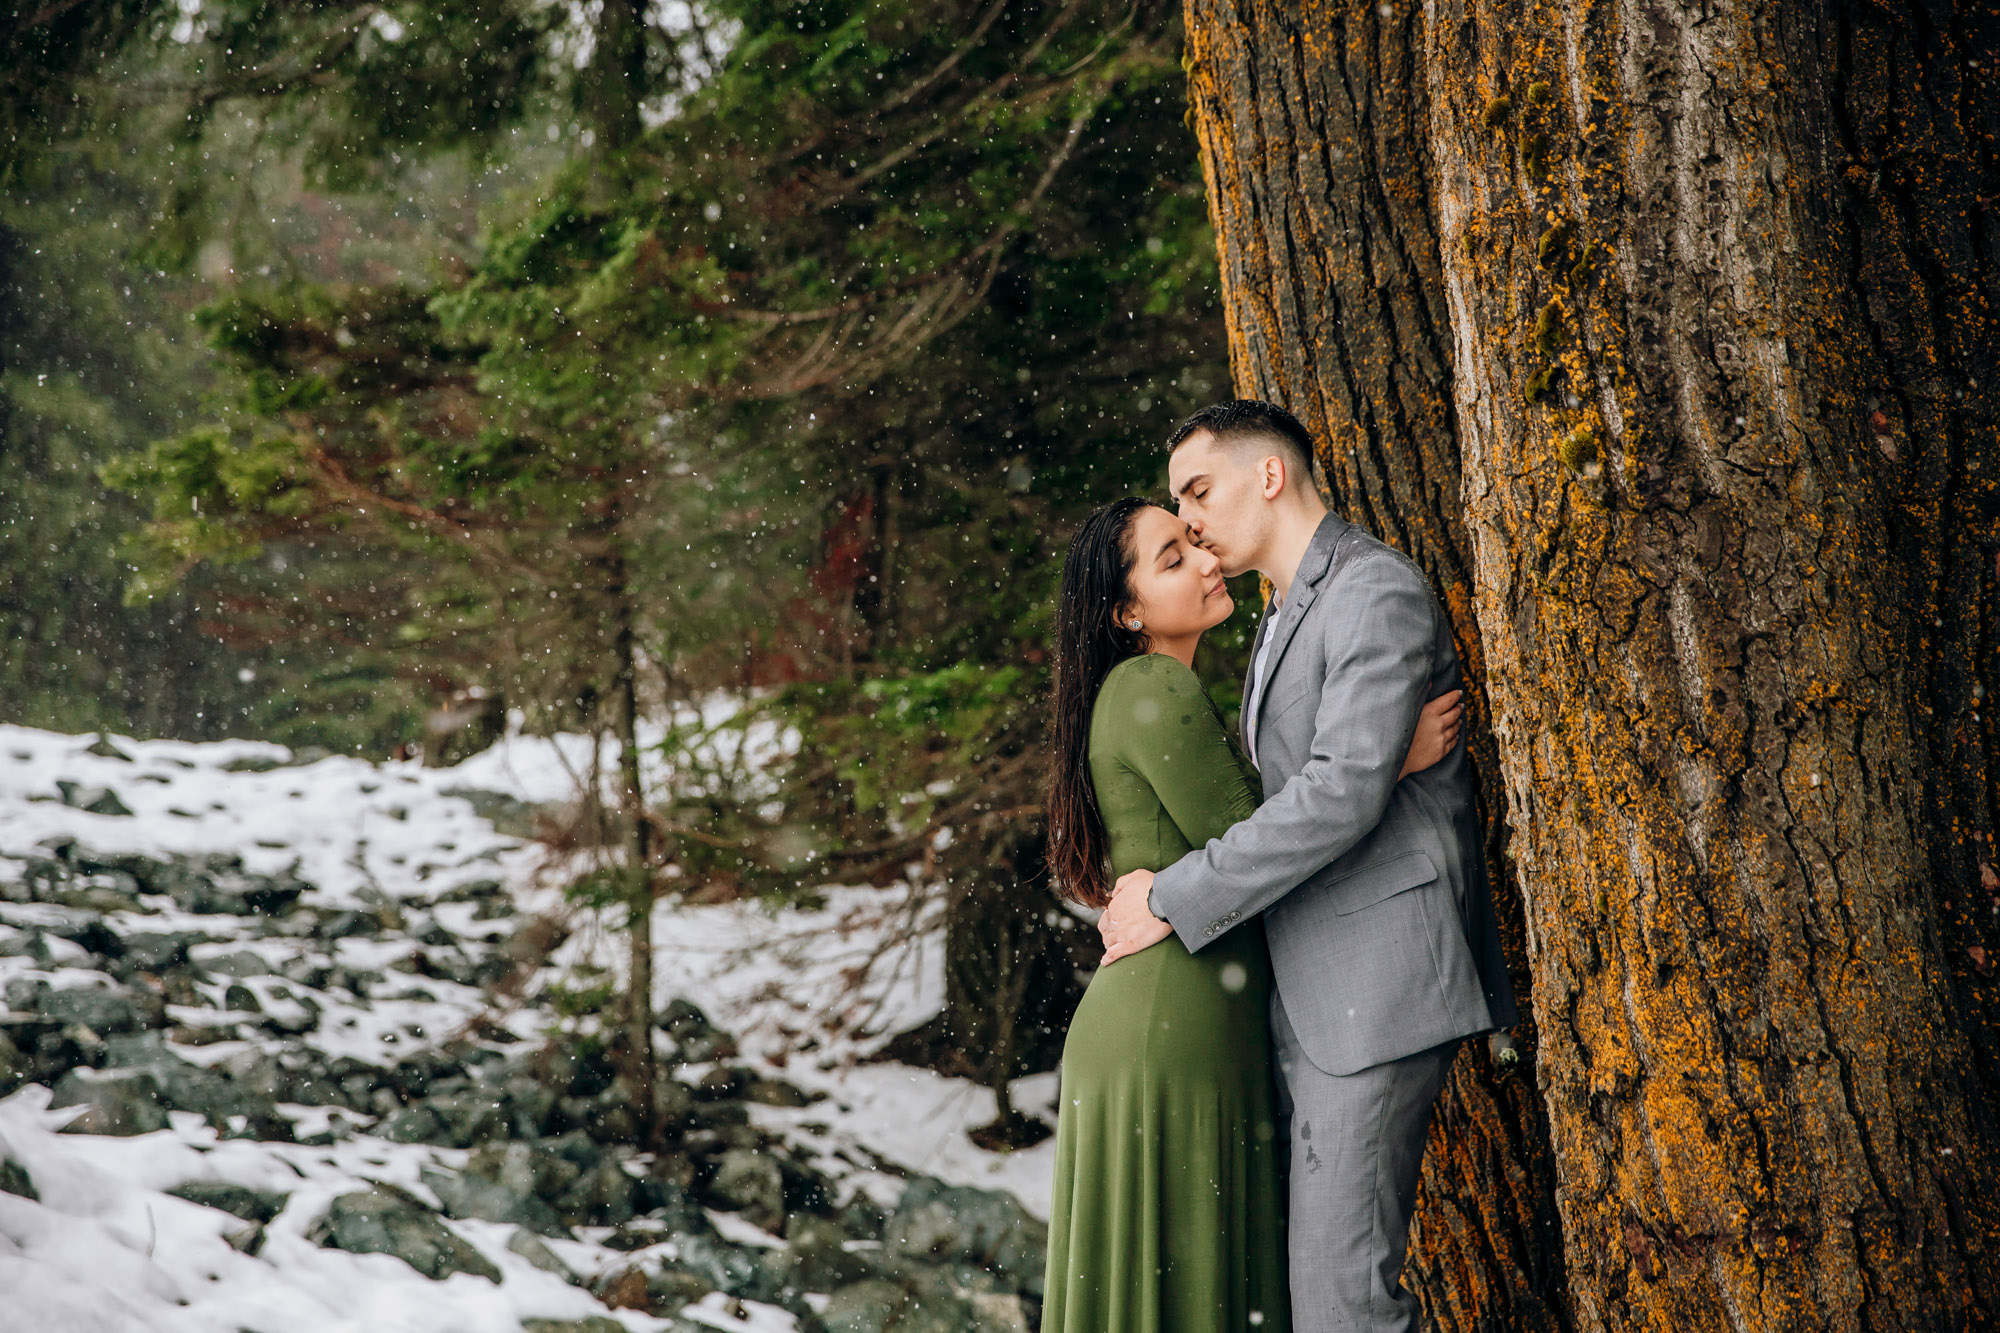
<box><xmin>876</xmin><ymin>0</ymin><xmax>1013</xmax><ymax>114</ymax></box>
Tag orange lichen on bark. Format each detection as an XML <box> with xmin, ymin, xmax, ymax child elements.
<box><xmin>1181</xmin><ymin>1</ymin><xmax>1570</xmax><ymax>1327</ymax></box>
<box><xmin>1425</xmin><ymin>0</ymin><xmax>2000</xmax><ymax>1329</ymax></box>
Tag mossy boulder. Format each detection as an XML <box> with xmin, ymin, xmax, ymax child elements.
<box><xmin>306</xmin><ymin>1184</ymin><xmax>501</xmax><ymax>1283</ymax></box>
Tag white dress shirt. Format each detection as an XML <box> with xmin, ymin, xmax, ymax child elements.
<box><xmin>1241</xmin><ymin>589</ymin><xmax>1282</xmax><ymax>767</ymax></box>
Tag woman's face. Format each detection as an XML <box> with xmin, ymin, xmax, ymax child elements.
<box><xmin>1122</xmin><ymin>505</ymin><xmax>1233</xmax><ymax>643</ymax></box>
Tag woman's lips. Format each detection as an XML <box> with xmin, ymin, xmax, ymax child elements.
<box><xmin>1204</xmin><ymin>578</ymin><xmax>1227</xmax><ymax>599</ymax></box>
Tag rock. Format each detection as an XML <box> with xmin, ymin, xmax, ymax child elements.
<box><xmin>24</xmin><ymin>1022</ymin><xmax>104</xmax><ymax>1086</ymax></box>
<box><xmin>519</xmin><ymin>1319</ymin><xmax>628</xmax><ymax>1333</ymax></box>
<box><xmin>964</xmin><ymin>1292</ymin><xmax>1032</xmax><ymax>1331</ymax></box>
<box><xmin>568</xmin><ymin>1081</ymin><xmax>643</xmax><ymax>1144</ymax></box>
<box><xmin>50</xmin><ymin>1067</ymin><xmax>169</xmax><ymax>1135</ymax></box>
<box><xmin>315</xmin><ymin>910</ymin><xmax>378</xmax><ymax>941</ymax></box>
<box><xmin>507</xmin><ymin>1228</ymin><xmax>583</xmax><ymax>1285</ymax></box>
<box><xmin>421</xmin><ymin>1142</ymin><xmax>574</xmax><ymax>1237</ymax></box>
<box><xmin>819</xmin><ymin>1280</ymin><xmax>897</xmax><ymax>1333</ymax></box>
<box><xmin>658</xmin><ymin>997</ymin><xmax>733</xmax><ymax>1063</ymax></box>
<box><xmin>645</xmin><ymin>1266</ymin><xmax>713</xmax><ymax>1314</ymax></box>
<box><xmin>84</xmin><ymin>735</ymin><xmax>133</xmax><ymax>761</ymax></box>
<box><xmin>378</xmin><ymin>1104</ymin><xmax>447</xmax><ymax>1144</ymax></box>
<box><xmin>225</xmin><ymin>1222</ymin><xmax>268</xmax><ymax>1256</ymax></box>
<box><xmin>36</xmin><ymin>985</ymin><xmax>150</xmax><ymax>1034</ymax></box>
<box><xmin>46</xmin><ymin>915</ymin><xmax>124</xmax><ymax>959</ymax></box>
<box><xmin>102</xmin><ymin>1030</ymin><xmax>173</xmax><ymax>1067</ymax></box>
<box><xmin>498</xmin><ymin>1075</ymin><xmax>559</xmax><ymax>1138</ymax></box>
<box><xmin>689</xmin><ymin>1100</ymin><xmax>750</xmax><ymax>1130</ymax></box>
<box><xmin>85</xmin><ymin>789</ymin><xmax>135</xmax><ymax>817</ymax></box>
<box><xmin>432</xmin><ymin>876</ymin><xmax>507</xmax><ymax>905</ymax></box>
<box><xmin>0</xmin><ymin>1156</ymin><xmax>38</xmax><ymax>1201</ymax></box>
<box><xmin>424</xmin><ymin>1091</ymin><xmax>512</xmax><ymax>1147</ymax></box>
<box><xmin>659</xmin><ymin>1233</ymin><xmax>788</xmax><ymax>1307</ymax></box>
<box><xmin>840</xmin><ymin>1194</ymin><xmax>888</xmax><ymax>1241</ymax></box>
<box><xmin>471</xmin><ymin>896</ymin><xmax>513</xmax><ymax>922</ymax></box>
<box><xmin>593</xmin><ymin>1264</ymin><xmax>682</xmax><ymax>1314</ymax></box>
<box><xmin>554</xmin><ymin>1155</ymin><xmax>645</xmax><ymax>1228</ymax></box>
<box><xmin>167</xmin><ymin>1180</ymin><xmax>289</xmax><ymax>1224</ymax></box>
<box><xmin>405</xmin><ymin>947</ymin><xmax>487</xmax><ymax>988</ymax></box>
<box><xmin>306</xmin><ymin>1185</ymin><xmax>502</xmax><ymax>1283</ymax></box>
<box><xmin>653</xmin><ymin>1074</ymin><xmax>697</xmax><ymax>1126</ymax></box>
<box><xmin>695</xmin><ymin>1066</ymin><xmax>746</xmax><ymax>1101</ymax></box>
<box><xmin>413</xmin><ymin>916</ymin><xmax>456</xmax><ymax>948</ymax></box>
<box><xmin>117</xmin><ymin>931</ymin><xmax>197</xmax><ymax>974</ymax></box>
<box><xmin>438</xmin><ymin>787</ymin><xmax>547</xmax><ymax>840</ymax></box>
<box><xmin>203</xmin><ymin>950</ymin><xmax>273</xmax><ymax>979</ymax></box>
<box><xmin>214</xmin><ymin>1047</ymin><xmax>289</xmax><ymax>1101</ymax></box>
<box><xmin>820</xmin><ymin>1279</ymin><xmax>967</xmax><ymax>1333</ymax></box>
<box><xmin>648</xmin><ymin>1177</ymin><xmax>714</xmax><ymax>1237</ymax></box>
<box><xmin>108</xmin><ymin>1034</ymin><xmax>294</xmax><ymax>1139</ymax></box>
<box><xmin>742</xmin><ymin>1077</ymin><xmax>817</xmax><ymax>1108</ymax></box>
<box><xmin>784</xmin><ymin>1213</ymin><xmax>879</xmax><ymax>1292</ymax></box>
<box><xmin>778</xmin><ymin>1154</ymin><xmax>833</xmax><ymax>1218</ymax></box>
<box><xmin>602</xmin><ymin>1223</ymin><xmax>675</xmax><ymax>1252</ymax></box>
<box><xmin>0</xmin><ymin>1030</ymin><xmax>26</xmax><ymax>1097</ymax></box>
<box><xmin>223</xmin><ymin>983</ymin><xmax>263</xmax><ymax>1013</ymax></box>
<box><xmin>593</xmin><ymin>1263</ymin><xmax>650</xmax><ymax>1309</ymax></box>
<box><xmin>884</xmin><ymin>1177</ymin><xmax>1046</xmax><ymax>1300</ymax></box>
<box><xmin>137</xmin><ymin>853</ymin><xmax>307</xmax><ymax>917</ymax></box>
<box><xmin>56</xmin><ymin>781</ymin><xmax>133</xmax><ymax>817</ymax></box>
<box><xmin>707</xmin><ymin>1148</ymin><xmax>785</xmax><ymax>1232</ymax></box>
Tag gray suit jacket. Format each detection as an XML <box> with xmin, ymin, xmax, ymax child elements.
<box><xmin>1151</xmin><ymin>513</ymin><xmax>1517</xmax><ymax>1076</ymax></box>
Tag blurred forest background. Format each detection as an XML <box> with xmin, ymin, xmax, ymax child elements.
<box><xmin>2</xmin><ymin>0</ymin><xmax>1250</xmax><ymax>1121</ymax></box>
<box><xmin>13</xmin><ymin>5</ymin><xmax>1999</xmax><ymax>1329</ymax></box>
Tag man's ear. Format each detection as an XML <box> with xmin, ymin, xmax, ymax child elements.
<box><xmin>1261</xmin><ymin>454</ymin><xmax>1287</xmax><ymax>501</ymax></box>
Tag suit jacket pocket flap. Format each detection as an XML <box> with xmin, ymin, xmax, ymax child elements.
<box><xmin>1328</xmin><ymin>850</ymin><xmax>1438</xmax><ymax>915</ymax></box>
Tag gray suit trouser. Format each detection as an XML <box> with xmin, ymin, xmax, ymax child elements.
<box><xmin>1273</xmin><ymin>996</ymin><xmax>1460</xmax><ymax>1333</ymax></box>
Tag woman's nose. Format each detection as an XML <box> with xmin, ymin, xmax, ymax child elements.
<box><xmin>1197</xmin><ymin>548</ymin><xmax>1220</xmax><ymax>576</ymax></box>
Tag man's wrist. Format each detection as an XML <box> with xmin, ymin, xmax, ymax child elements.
<box><xmin>1147</xmin><ymin>884</ymin><xmax>1169</xmax><ymax>926</ymax></box>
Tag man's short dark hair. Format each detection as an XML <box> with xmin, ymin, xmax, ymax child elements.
<box><xmin>1167</xmin><ymin>399</ymin><xmax>1318</xmax><ymax>484</ymax></box>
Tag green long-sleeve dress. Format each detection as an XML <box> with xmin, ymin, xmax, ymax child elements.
<box><xmin>1042</xmin><ymin>652</ymin><xmax>1291</xmax><ymax>1333</ymax></box>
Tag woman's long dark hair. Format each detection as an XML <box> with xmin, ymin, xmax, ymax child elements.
<box><xmin>1046</xmin><ymin>498</ymin><xmax>1151</xmax><ymax>908</ymax></box>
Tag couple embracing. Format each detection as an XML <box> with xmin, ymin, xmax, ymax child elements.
<box><xmin>1039</xmin><ymin>400</ymin><xmax>1517</xmax><ymax>1332</ymax></box>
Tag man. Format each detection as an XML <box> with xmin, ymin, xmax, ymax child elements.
<box><xmin>1098</xmin><ymin>399</ymin><xmax>1516</xmax><ymax>1332</ymax></box>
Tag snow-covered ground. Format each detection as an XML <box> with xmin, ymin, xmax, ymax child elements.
<box><xmin>0</xmin><ymin>722</ymin><xmax>1058</xmax><ymax>1333</ymax></box>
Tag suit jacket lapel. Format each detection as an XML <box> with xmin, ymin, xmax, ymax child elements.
<box><xmin>1247</xmin><ymin>513</ymin><xmax>1350</xmax><ymax>760</ymax></box>
<box><xmin>1240</xmin><ymin>609</ymin><xmax>1271</xmax><ymax>750</ymax></box>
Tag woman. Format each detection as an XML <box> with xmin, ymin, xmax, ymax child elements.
<box><xmin>1040</xmin><ymin>497</ymin><xmax>1463</xmax><ymax>1332</ymax></box>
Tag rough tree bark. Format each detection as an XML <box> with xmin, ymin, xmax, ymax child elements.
<box><xmin>1185</xmin><ymin>0</ymin><xmax>2000</xmax><ymax>1326</ymax></box>
<box><xmin>1179</xmin><ymin>4</ymin><xmax>1568</xmax><ymax>1327</ymax></box>
<box><xmin>1418</xmin><ymin>0</ymin><xmax>2000</xmax><ymax>1329</ymax></box>
<box><xmin>607</xmin><ymin>530</ymin><xmax>659</xmax><ymax>1140</ymax></box>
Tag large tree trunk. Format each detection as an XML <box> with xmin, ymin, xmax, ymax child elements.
<box><xmin>1185</xmin><ymin>0</ymin><xmax>2000</xmax><ymax>1326</ymax></box>
<box><xmin>1180</xmin><ymin>3</ymin><xmax>1568</xmax><ymax>1327</ymax></box>
<box><xmin>1418</xmin><ymin>0</ymin><xmax>2000</xmax><ymax>1328</ymax></box>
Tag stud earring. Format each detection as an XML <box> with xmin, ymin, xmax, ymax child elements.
<box><xmin>1128</xmin><ymin>618</ymin><xmax>1143</xmax><ymax>631</ymax></box>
